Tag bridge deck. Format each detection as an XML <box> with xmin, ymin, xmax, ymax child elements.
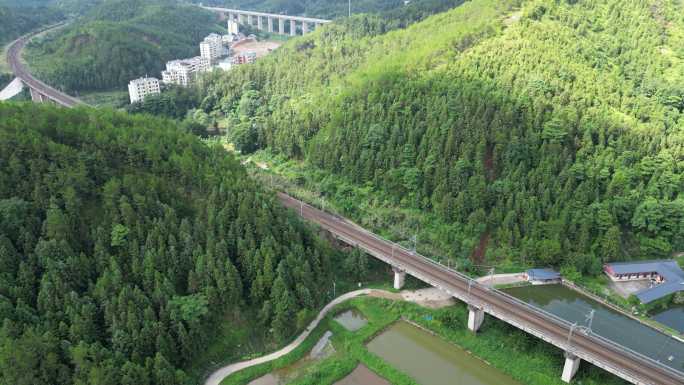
<box><xmin>6</xmin><ymin>24</ymin><xmax>85</xmax><ymax>108</ymax></box>
<box><xmin>279</xmin><ymin>192</ymin><xmax>684</xmax><ymax>385</ymax></box>
<box><xmin>201</xmin><ymin>6</ymin><xmax>331</xmax><ymax>23</ymax></box>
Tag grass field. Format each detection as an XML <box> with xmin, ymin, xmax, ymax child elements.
<box><xmin>77</xmin><ymin>89</ymin><xmax>128</xmax><ymax>108</ymax></box>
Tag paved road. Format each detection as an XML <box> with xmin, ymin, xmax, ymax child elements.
<box><xmin>204</xmin><ymin>289</ymin><xmax>371</xmax><ymax>385</ymax></box>
<box><xmin>6</xmin><ymin>24</ymin><xmax>85</xmax><ymax>108</ymax></box>
<box><xmin>279</xmin><ymin>192</ymin><xmax>684</xmax><ymax>385</ymax></box>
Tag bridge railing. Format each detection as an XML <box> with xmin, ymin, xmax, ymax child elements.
<box><xmin>330</xmin><ymin>207</ymin><xmax>684</xmax><ymax>379</ymax></box>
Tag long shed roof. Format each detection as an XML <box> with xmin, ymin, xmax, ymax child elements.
<box><xmin>604</xmin><ymin>260</ymin><xmax>684</xmax><ymax>303</ymax></box>
<box><xmin>526</xmin><ymin>268</ymin><xmax>560</xmax><ymax>280</ymax></box>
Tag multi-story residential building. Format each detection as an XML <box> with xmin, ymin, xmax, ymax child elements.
<box><xmin>200</xmin><ymin>33</ymin><xmax>226</xmax><ymax>64</ymax></box>
<box><xmin>161</xmin><ymin>56</ymin><xmax>209</xmax><ymax>87</ymax></box>
<box><xmin>128</xmin><ymin>77</ymin><xmax>160</xmax><ymax>104</ymax></box>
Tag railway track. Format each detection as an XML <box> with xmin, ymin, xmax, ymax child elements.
<box><xmin>279</xmin><ymin>192</ymin><xmax>684</xmax><ymax>385</ymax></box>
<box><xmin>6</xmin><ymin>23</ymin><xmax>85</xmax><ymax>108</ymax></box>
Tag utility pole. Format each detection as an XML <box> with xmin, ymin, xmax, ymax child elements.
<box><xmin>411</xmin><ymin>234</ymin><xmax>417</xmax><ymax>254</ymax></box>
<box><xmin>585</xmin><ymin>309</ymin><xmax>595</xmax><ymax>332</ymax></box>
<box><xmin>566</xmin><ymin>322</ymin><xmax>578</xmax><ymax>349</ymax></box>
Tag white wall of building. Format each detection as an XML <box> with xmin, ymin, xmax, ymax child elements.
<box><xmin>128</xmin><ymin>77</ymin><xmax>160</xmax><ymax>104</ymax></box>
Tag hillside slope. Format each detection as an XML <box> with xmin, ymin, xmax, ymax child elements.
<box><xmin>25</xmin><ymin>0</ymin><xmax>223</xmax><ymax>92</ymax></box>
<box><xmin>202</xmin><ymin>0</ymin><xmax>684</xmax><ymax>272</ymax></box>
<box><xmin>0</xmin><ymin>5</ymin><xmax>63</xmax><ymax>45</ymax></box>
<box><xmin>0</xmin><ymin>103</ymin><xmax>334</xmax><ymax>384</ymax></box>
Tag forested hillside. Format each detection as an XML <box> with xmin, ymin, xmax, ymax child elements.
<box><xmin>0</xmin><ymin>103</ymin><xmax>335</xmax><ymax>384</ymax></box>
<box><xmin>201</xmin><ymin>0</ymin><xmax>684</xmax><ymax>274</ymax></box>
<box><xmin>0</xmin><ymin>5</ymin><xmax>63</xmax><ymax>44</ymax></box>
<box><xmin>25</xmin><ymin>0</ymin><xmax>223</xmax><ymax>92</ymax></box>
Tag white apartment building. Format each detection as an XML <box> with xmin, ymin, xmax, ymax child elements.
<box><xmin>128</xmin><ymin>77</ymin><xmax>160</xmax><ymax>104</ymax></box>
<box><xmin>200</xmin><ymin>33</ymin><xmax>225</xmax><ymax>64</ymax></box>
<box><xmin>161</xmin><ymin>56</ymin><xmax>210</xmax><ymax>87</ymax></box>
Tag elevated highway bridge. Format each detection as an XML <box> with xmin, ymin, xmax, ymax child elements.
<box><xmin>3</xmin><ymin>24</ymin><xmax>85</xmax><ymax>108</ymax></box>
<box><xmin>279</xmin><ymin>192</ymin><xmax>684</xmax><ymax>385</ymax></box>
<box><xmin>200</xmin><ymin>6</ymin><xmax>331</xmax><ymax>36</ymax></box>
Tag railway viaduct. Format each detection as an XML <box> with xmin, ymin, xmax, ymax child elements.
<box><xmin>278</xmin><ymin>192</ymin><xmax>684</xmax><ymax>385</ymax></box>
<box><xmin>200</xmin><ymin>6</ymin><xmax>332</xmax><ymax>36</ymax></box>
<box><xmin>2</xmin><ymin>25</ymin><xmax>85</xmax><ymax>107</ymax></box>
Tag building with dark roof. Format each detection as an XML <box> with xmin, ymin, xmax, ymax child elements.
<box><xmin>525</xmin><ymin>268</ymin><xmax>561</xmax><ymax>283</ymax></box>
<box><xmin>604</xmin><ymin>260</ymin><xmax>684</xmax><ymax>303</ymax></box>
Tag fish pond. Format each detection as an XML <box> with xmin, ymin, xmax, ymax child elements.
<box><xmin>334</xmin><ymin>309</ymin><xmax>368</xmax><ymax>332</ymax></box>
<box><xmin>505</xmin><ymin>284</ymin><xmax>684</xmax><ymax>372</ymax></box>
<box><xmin>367</xmin><ymin>321</ymin><xmax>522</xmax><ymax>385</ymax></box>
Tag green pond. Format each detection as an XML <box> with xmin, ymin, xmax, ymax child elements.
<box><xmin>505</xmin><ymin>284</ymin><xmax>684</xmax><ymax>372</ymax></box>
<box><xmin>367</xmin><ymin>321</ymin><xmax>522</xmax><ymax>385</ymax></box>
<box><xmin>334</xmin><ymin>309</ymin><xmax>368</xmax><ymax>331</ymax></box>
<box><xmin>652</xmin><ymin>306</ymin><xmax>684</xmax><ymax>334</ymax></box>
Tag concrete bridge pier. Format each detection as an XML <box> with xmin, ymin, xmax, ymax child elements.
<box><xmin>279</xmin><ymin>18</ymin><xmax>285</xmax><ymax>34</ymax></box>
<box><xmin>30</xmin><ymin>88</ymin><xmax>45</xmax><ymax>103</ymax></box>
<box><xmin>290</xmin><ymin>20</ymin><xmax>297</xmax><ymax>36</ymax></box>
<box><xmin>267</xmin><ymin>17</ymin><xmax>274</xmax><ymax>33</ymax></box>
<box><xmin>257</xmin><ymin>16</ymin><xmax>263</xmax><ymax>30</ymax></box>
<box><xmin>467</xmin><ymin>305</ymin><xmax>485</xmax><ymax>333</ymax></box>
<box><xmin>393</xmin><ymin>267</ymin><xmax>406</xmax><ymax>290</ymax></box>
<box><xmin>247</xmin><ymin>14</ymin><xmax>253</xmax><ymax>26</ymax></box>
<box><xmin>561</xmin><ymin>352</ymin><xmax>581</xmax><ymax>383</ymax></box>
<box><xmin>302</xmin><ymin>21</ymin><xmax>309</xmax><ymax>34</ymax></box>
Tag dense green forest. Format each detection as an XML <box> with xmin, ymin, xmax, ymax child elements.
<box><xmin>0</xmin><ymin>5</ymin><xmax>63</xmax><ymax>44</ymax></box>
<box><xmin>25</xmin><ymin>0</ymin><xmax>223</xmax><ymax>93</ymax></box>
<box><xmin>200</xmin><ymin>0</ymin><xmax>684</xmax><ymax>274</ymax></box>
<box><xmin>0</xmin><ymin>103</ymin><xmax>337</xmax><ymax>384</ymax></box>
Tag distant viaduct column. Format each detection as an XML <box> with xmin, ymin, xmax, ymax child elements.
<box><xmin>247</xmin><ymin>14</ymin><xmax>253</xmax><ymax>26</ymax></box>
<box><xmin>302</xmin><ymin>21</ymin><xmax>309</xmax><ymax>34</ymax></box>
<box><xmin>290</xmin><ymin>19</ymin><xmax>297</xmax><ymax>36</ymax></box>
<box><xmin>228</xmin><ymin>12</ymin><xmax>234</xmax><ymax>21</ymax></box>
<box><xmin>257</xmin><ymin>15</ymin><xmax>263</xmax><ymax>30</ymax></box>
<box><xmin>267</xmin><ymin>17</ymin><xmax>273</xmax><ymax>33</ymax></box>
<box><xmin>30</xmin><ymin>88</ymin><xmax>45</xmax><ymax>103</ymax></box>
<box><xmin>467</xmin><ymin>305</ymin><xmax>484</xmax><ymax>333</ymax></box>
<box><xmin>393</xmin><ymin>267</ymin><xmax>406</xmax><ymax>290</ymax></box>
<box><xmin>278</xmin><ymin>18</ymin><xmax>285</xmax><ymax>34</ymax></box>
<box><xmin>561</xmin><ymin>353</ymin><xmax>581</xmax><ymax>383</ymax></box>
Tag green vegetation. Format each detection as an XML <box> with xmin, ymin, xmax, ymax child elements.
<box><xmin>0</xmin><ymin>4</ymin><xmax>63</xmax><ymax>45</ymax></box>
<box><xmin>0</xmin><ymin>102</ymin><xmax>342</xmax><ymax>385</ymax></box>
<box><xmin>201</xmin><ymin>0</ymin><xmax>684</xmax><ymax>275</ymax></box>
<box><xmin>127</xmin><ymin>84</ymin><xmax>204</xmax><ymax>120</ymax></box>
<box><xmin>78</xmin><ymin>89</ymin><xmax>129</xmax><ymax>108</ymax></box>
<box><xmin>25</xmin><ymin>0</ymin><xmax>223</xmax><ymax>92</ymax></box>
<box><xmin>221</xmin><ymin>296</ymin><xmax>626</xmax><ymax>385</ymax></box>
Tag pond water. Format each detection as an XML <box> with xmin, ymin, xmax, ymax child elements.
<box><xmin>505</xmin><ymin>284</ymin><xmax>684</xmax><ymax>372</ymax></box>
<box><xmin>366</xmin><ymin>321</ymin><xmax>522</xmax><ymax>385</ymax></box>
<box><xmin>652</xmin><ymin>305</ymin><xmax>684</xmax><ymax>334</ymax></box>
<box><xmin>334</xmin><ymin>309</ymin><xmax>368</xmax><ymax>331</ymax></box>
<box><xmin>333</xmin><ymin>364</ymin><xmax>391</xmax><ymax>385</ymax></box>
<box><xmin>248</xmin><ymin>332</ymin><xmax>335</xmax><ymax>385</ymax></box>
